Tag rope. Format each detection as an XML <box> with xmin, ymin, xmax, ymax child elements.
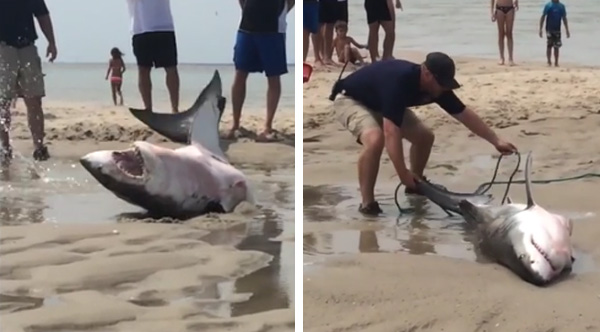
<box><xmin>394</xmin><ymin>152</ymin><xmax>600</xmax><ymax>215</ymax></box>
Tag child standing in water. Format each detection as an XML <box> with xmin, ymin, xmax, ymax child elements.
<box><xmin>333</xmin><ymin>21</ymin><xmax>367</xmax><ymax>65</ymax></box>
<box><xmin>105</xmin><ymin>47</ymin><xmax>126</xmax><ymax>105</ymax></box>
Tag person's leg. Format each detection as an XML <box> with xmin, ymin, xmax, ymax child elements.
<box><xmin>0</xmin><ymin>44</ymin><xmax>19</xmax><ymax>158</ymax></box>
<box><xmin>554</xmin><ymin>46</ymin><xmax>560</xmax><ymax>67</ymax></box>
<box><xmin>546</xmin><ymin>34</ymin><xmax>552</xmax><ymax>66</ymax></box>
<box><xmin>152</xmin><ymin>31</ymin><xmax>180</xmax><ymax>113</ymax></box>
<box><xmin>303</xmin><ymin>28</ymin><xmax>311</xmax><ymax>62</ymax></box>
<box><xmin>257</xmin><ymin>33</ymin><xmax>288</xmax><ymax>140</ymax></box>
<box><xmin>19</xmin><ymin>45</ymin><xmax>49</xmax><ymax>160</ymax></box>
<box><xmin>381</xmin><ymin>20</ymin><xmax>396</xmax><ymax>60</ymax></box>
<box><xmin>110</xmin><ymin>82</ymin><xmax>118</xmax><ymax>105</ymax></box>
<box><xmin>495</xmin><ymin>11</ymin><xmax>506</xmax><ymax>65</ymax></box>
<box><xmin>333</xmin><ymin>96</ymin><xmax>384</xmax><ymax>213</ymax></box>
<box><xmin>505</xmin><ymin>9</ymin><xmax>516</xmax><ymax>66</ymax></box>
<box><xmin>116</xmin><ymin>82</ymin><xmax>124</xmax><ymax>105</ymax></box>
<box><xmin>230</xmin><ymin>31</ymin><xmax>260</xmax><ymax>137</ymax></box>
<box><xmin>399</xmin><ymin>109</ymin><xmax>434</xmax><ymax>178</ymax></box>
<box><xmin>311</xmin><ymin>32</ymin><xmax>324</xmax><ymax>66</ymax></box>
<box><xmin>132</xmin><ymin>33</ymin><xmax>154</xmax><ymax>110</ymax></box>
<box><xmin>323</xmin><ymin>23</ymin><xmax>336</xmax><ymax>64</ymax></box>
<box><xmin>367</xmin><ymin>22</ymin><xmax>380</xmax><ymax>63</ymax></box>
<box><xmin>553</xmin><ymin>33</ymin><xmax>562</xmax><ymax>67</ymax></box>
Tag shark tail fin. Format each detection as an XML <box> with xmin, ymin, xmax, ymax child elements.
<box><xmin>524</xmin><ymin>151</ymin><xmax>536</xmax><ymax>209</ymax></box>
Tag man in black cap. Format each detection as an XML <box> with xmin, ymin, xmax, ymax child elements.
<box><xmin>331</xmin><ymin>52</ymin><xmax>518</xmax><ymax>216</ymax></box>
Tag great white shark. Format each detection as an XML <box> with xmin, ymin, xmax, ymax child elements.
<box><xmin>80</xmin><ymin>71</ymin><xmax>252</xmax><ymax>218</ymax></box>
<box><xmin>417</xmin><ymin>152</ymin><xmax>574</xmax><ymax>286</ymax></box>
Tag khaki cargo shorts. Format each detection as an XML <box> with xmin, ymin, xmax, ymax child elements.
<box><xmin>0</xmin><ymin>43</ymin><xmax>46</xmax><ymax>100</ymax></box>
<box><xmin>333</xmin><ymin>95</ymin><xmax>420</xmax><ymax>143</ymax></box>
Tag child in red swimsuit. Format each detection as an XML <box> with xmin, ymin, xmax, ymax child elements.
<box><xmin>105</xmin><ymin>47</ymin><xmax>126</xmax><ymax>105</ymax></box>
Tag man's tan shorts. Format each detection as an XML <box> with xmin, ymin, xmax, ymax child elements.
<box><xmin>333</xmin><ymin>95</ymin><xmax>419</xmax><ymax>143</ymax></box>
<box><xmin>0</xmin><ymin>44</ymin><xmax>45</xmax><ymax>100</ymax></box>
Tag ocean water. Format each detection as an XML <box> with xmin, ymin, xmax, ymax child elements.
<box><xmin>346</xmin><ymin>0</ymin><xmax>600</xmax><ymax>65</ymax></box>
<box><xmin>40</xmin><ymin>63</ymin><xmax>296</xmax><ymax>112</ymax></box>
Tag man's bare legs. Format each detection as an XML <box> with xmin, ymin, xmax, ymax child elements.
<box><xmin>0</xmin><ymin>99</ymin><xmax>12</xmax><ymax>155</ymax></box>
<box><xmin>357</xmin><ymin>128</ymin><xmax>384</xmax><ymax>206</ymax></box>
<box><xmin>259</xmin><ymin>75</ymin><xmax>281</xmax><ymax>140</ymax></box>
<box><xmin>23</xmin><ymin>97</ymin><xmax>45</xmax><ymax>151</ymax></box>
<box><xmin>496</xmin><ymin>11</ymin><xmax>507</xmax><ymax>65</ymax></box>
<box><xmin>321</xmin><ymin>23</ymin><xmax>336</xmax><ymax>65</ymax></box>
<box><xmin>367</xmin><ymin>22</ymin><xmax>381</xmax><ymax>63</ymax></box>
<box><xmin>311</xmin><ymin>32</ymin><xmax>324</xmax><ymax>66</ymax></box>
<box><xmin>138</xmin><ymin>66</ymin><xmax>152</xmax><ymax>110</ymax></box>
<box><xmin>228</xmin><ymin>70</ymin><xmax>249</xmax><ymax>138</ymax></box>
<box><xmin>303</xmin><ymin>29</ymin><xmax>311</xmax><ymax>62</ymax></box>
<box><xmin>381</xmin><ymin>20</ymin><xmax>396</xmax><ymax>60</ymax></box>
<box><xmin>504</xmin><ymin>9</ymin><xmax>516</xmax><ymax>66</ymax></box>
<box><xmin>165</xmin><ymin>66</ymin><xmax>180</xmax><ymax>113</ymax></box>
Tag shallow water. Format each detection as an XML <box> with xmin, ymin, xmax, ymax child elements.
<box><xmin>0</xmin><ymin>153</ymin><xmax>294</xmax><ymax>319</ymax></box>
<box><xmin>303</xmin><ymin>183</ymin><xmax>596</xmax><ymax>276</ymax></box>
<box><xmin>346</xmin><ymin>0</ymin><xmax>600</xmax><ymax>65</ymax></box>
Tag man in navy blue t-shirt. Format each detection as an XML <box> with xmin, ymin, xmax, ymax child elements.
<box><xmin>539</xmin><ymin>0</ymin><xmax>570</xmax><ymax>67</ymax></box>
<box><xmin>332</xmin><ymin>52</ymin><xmax>517</xmax><ymax>215</ymax></box>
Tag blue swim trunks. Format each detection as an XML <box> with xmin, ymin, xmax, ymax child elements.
<box><xmin>304</xmin><ymin>1</ymin><xmax>319</xmax><ymax>34</ymax></box>
<box><xmin>233</xmin><ymin>31</ymin><xmax>288</xmax><ymax>77</ymax></box>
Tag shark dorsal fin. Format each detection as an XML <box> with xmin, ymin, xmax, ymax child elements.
<box><xmin>524</xmin><ymin>151</ymin><xmax>536</xmax><ymax>209</ymax></box>
<box><xmin>188</xmin><ymin>70</ymin><xmax>228</xmax><ymax>163</ymax></box>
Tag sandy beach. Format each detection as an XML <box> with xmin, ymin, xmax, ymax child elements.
<box><xmin>303</xmin><ymin>51</ymin><xmax>600</xmax><ymax>331</ymax></box>
<box><xmin>0</xmin><ymin>101</ymin><xmax>295</xmax><ymax>332</ymax></box>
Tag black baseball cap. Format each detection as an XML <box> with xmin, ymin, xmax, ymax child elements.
<box><xmin>424</xmin><ymin>52</ymin><xmax>460</xmax><ymax>90</ymax></box>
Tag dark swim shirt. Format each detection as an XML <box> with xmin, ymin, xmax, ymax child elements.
<box><xmin>0</xmin><ymin>0</ymin><xmax>49</xmax><ymax>48</ymax></box>
<box><xmin>337</xmin><ymin>59</ymin><xmax>466</xmax><ymax>127</ymax></box>
<box><xmin>239</xmin><ymin>0</ymin><xmax>288</xmax><ymax>33</ymax></box>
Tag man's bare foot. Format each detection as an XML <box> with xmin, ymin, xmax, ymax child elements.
<box><xmin>554</xmin><ymin>62</ymin><xmax>559</xmax><ymax>67</ymax></box>
<box><xmin>498</xmin><ymin>59</ymin><xmax>505</xmax><ymax>65</ymax></box>
<box><xmin>314</xmin><ymin>59</ymin><xmax>325</xmax><ymax>67</ymax></box>
<box><xmin>508</xmin><ymin>60</ymin><xmax>516</xmax><ymax>66</ymax></box>
<box><xmin>323</xmin><ymin>58</ymin><xmax>336</xmax><ymax>66</ymax></box>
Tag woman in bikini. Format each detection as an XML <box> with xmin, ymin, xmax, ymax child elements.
<box><xmin>491</xmin><ymin>0</ymin><xmax>519</xmax><ymax>66</ymax></box>
<box><xmin>105</xmin><ymin>47</ymin><xmax>126</xmax><ymax>105</ymax></box>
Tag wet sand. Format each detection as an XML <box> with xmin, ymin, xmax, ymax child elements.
<box><xmin>303</xmin><ymin>52</ymin><xmax>600</xmax><ymax>331</ymax></box>
<box><xmin>0</xmin><ymin>103</ymin><xmax>295</xmax><ymax>331</ymax></box>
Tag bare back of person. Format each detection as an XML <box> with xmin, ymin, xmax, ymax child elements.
<box><xmin>109</xmin><ymin>58</ymin><xmax>125</xmax><ymax>79</ymax></box>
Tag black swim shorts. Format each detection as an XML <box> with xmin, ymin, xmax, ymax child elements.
<box><xmin>546</xmin><ymin>31</ymin><xmax>562</xmax><ymax>48</ymax></box>
<box><xmin>319</xmin><ymin>0</ymin><xmax>349</xmax><ymax>24</ymax></box>
<box><xmin>364</xmin><ymin>0</ymin><xmax>392</xmax><ymax>24</ymax></box>
<box><xmin>132</xmin><ymin>31</ymin><xmax>178</xmax><ymax>68</ymax></box>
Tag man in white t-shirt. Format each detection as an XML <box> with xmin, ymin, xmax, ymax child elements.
<box><xmin>126</xmin><ymin>0</ymin><xmax>180</xmax><ymax>113</ymax></box>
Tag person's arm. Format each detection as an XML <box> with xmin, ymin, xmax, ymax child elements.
<box><xmin>121</xmin><ymin>60</ymin><xmax>127</xmax><ymax>74</ymax></box>
<box><xmin>287</xmin><ymin>0</ymin><xmax>295</xmax><ymax>12</ymax></box>
<box><xmin>395</xmin><ymin>0</ymin><xmax>402</xmax><ymax>10</ymax></box>
<box><xmin>453</xmin><ymin>107</ymin><xmax>500</xmax><ymax>145</ymax></box>
<box><xmin>349</xmin><ymin>37</ymin><xmax>366</xmax><ymax>49</ymax></box>
<box><xmin>33</xmin><ymin>1</ymin><xmax>57</xmax><ymax>61</ymax></box>
<box><xmin>562</xmin><ymin>5</ymin><xmax>570</xmax><ymax>37</ymax></box>
<box><xmin>539</xmin><ymin>4</ymin><xmax>549</xmax><ymax>35</ymax></box>
<box><xmin>490</xmin><ymin>0</ymin><xmax>495</xmax><ymax>16</ymax></box>
<box><xmin>105</xmin><ymin>61</ymin><xmax>111</xmax><ymax>80</ymax></box>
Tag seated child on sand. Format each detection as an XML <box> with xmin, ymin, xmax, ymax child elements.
<box><xmin>333</xmin><ymin>21</ymin><xmax>367</xmax><ymax>65</ymax></box>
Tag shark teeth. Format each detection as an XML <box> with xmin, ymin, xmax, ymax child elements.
<box><xmin>113</xmin><ymin>145</ymin><xmax>146</xmax><ymax>179</ymax></box>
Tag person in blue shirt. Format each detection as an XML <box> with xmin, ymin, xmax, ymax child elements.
<box><xmin>539</xmin><ymin>0</ymin><xmax>570</xmax><ymax>67</ymax></box>
<box><xmin>330</xmin><ymin>52</ymin><xmax>518</xmax><ymax>216</ymax></box>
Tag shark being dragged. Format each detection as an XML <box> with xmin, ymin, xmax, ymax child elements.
<box><xmin>129</xmin><ymin>70</ymin><xmax>227</xmax><ymax>144</ymax></box>
<box><xmin>416</xmin><ymin>152</ymin><xmax>575</xmax><ymax>286</ymax></box>
<box><xmin>80</xmin><ymin>71</ymin><xmax>253</xmax><ymax>219</ymax></box>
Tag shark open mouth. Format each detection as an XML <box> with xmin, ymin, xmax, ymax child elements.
<box><xmin>531</xmin><ymin>238</ymin><xmax>558</xmax><ymax>271</ymax></box>
<box><xmin>112</xmin><ymin>146</ymin><xmax>145</xmax><ymax>178</ymax></box>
